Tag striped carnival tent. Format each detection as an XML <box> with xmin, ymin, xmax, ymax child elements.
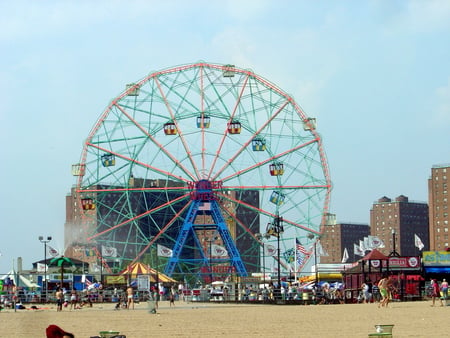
<box><xmin>119</xmin><ymin>262</ymin><xmax>177</xmax><ymax>283</ymax></box>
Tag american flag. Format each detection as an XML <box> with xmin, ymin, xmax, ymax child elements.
<box><xmin>296</xmin><ymin>239</ymin><xmax>309</xmax><ymax>255</ymax></box>
<box><xmin>296</xmin><ymin>239</ymin><xmax>309</xmax><ymax>267</ymax></box>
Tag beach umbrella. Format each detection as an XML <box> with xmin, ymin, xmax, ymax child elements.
<box><xmin>50</xmin><ymin>256</ymin><xmax>74</xmax><ymax>287</ymax></box>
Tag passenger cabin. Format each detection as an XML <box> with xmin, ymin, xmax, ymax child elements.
<box><xmin>227</xmin><ymin>120</ymin><xmax>241</xmax><ymax>134</ymax></box>
<box><xmin>126</xmin><ymin>83</ymin><xmax>140</xmax><ymax>96</ymax></box>
<box><xmin>81</xmin><ymin>198</ymin><xmax>96</xmax><ymax>210</ymax></box>
<box><xmin>71</xmin><ymin>164</ymin><xmax>85</xmax><ymax>176</ymax></box>
<box><xmin>269</xmin><ymin>191</ymin><xmax>285</xmax><ymax>205</ymax></box>
<box><xmin>269</xmin><ymin>163</ymin><xmax>284</xmax><ymax>176</ymax></box>
<box><xmin>101</xmin><ymin>154</ymin><xmax>115</xmax><ymax>167</ymax></box>
<box><xmin>252</xmin><ymin>138</ymin><xmax>266</xmax><ymax>151</ymax></box>
<box><xmin>222</xmin><ymin>64</ymin><xmax>235</xmax><ymax>78</ymax></box>
<box><xmin>197</xmin><ymin>115</ymin><xmax>211</xmax><ymax>128</ymax></box>
<box><xmin>303</xmin><ymin>117</ymin><xmax>316</xmax><ymax>131</ymax></box>
<box><xmin>164</xmin><ymin>122</ymin><xmax>177</xmax><ymax>135</ymax></box>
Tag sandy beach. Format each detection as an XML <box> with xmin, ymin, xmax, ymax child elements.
<box><xmin>1</xmin><ymin>299</ymin><xmax>448</xmax><ymax>338</ymax></box>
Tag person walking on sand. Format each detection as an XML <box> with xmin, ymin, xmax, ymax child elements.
<box><xmin>430</xmin><ymin>279</ymin><xmax>443</xmax><ymax>307</ymax></box>
<box><xmin>440</xmin><ymin>279</ymin><xmax>448</xmax><ymax>306</ymax></box>
<box><xmin>169</xmin><ymin>287</ymin><xmax>175</xmax><ymax>307</ymax></box>
<box><xmin>127</xmin><ymin>285</ymin><xmax>134</xmax><ymax>309</ymax></box>
<box><xmin>377</xmin><ymin>276</ymin><xmax>389</xmax><ymax>308</ymax></box>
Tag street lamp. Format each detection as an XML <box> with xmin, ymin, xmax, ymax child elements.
<box><xmin>38</xmin><ymin>235</ymin><xmax>52</xmax><ymax>302</ymax></box>
<box><xmin>255</xmin><ymin>232</ymin><xmax>271</xmax><ymax>301</ymax></box>
<box><xmin>269</xmin><ymin>214</ymin><xmax>284</xmax><ymax>300</ymax></box>
<box><xmin>389</xmin><ymin>228</ymin><xmax>400</xmax><ymax>257</ymax></box>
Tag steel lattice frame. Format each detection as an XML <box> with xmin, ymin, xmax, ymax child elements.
<box><xmin>74</xmin><ymin>62</ymin><xmax>331</xmax><ymax>279</ymax></box>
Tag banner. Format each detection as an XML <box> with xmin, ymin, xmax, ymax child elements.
<box><xmin>101</xmin><ymin>245</ymin><xmax>118</xmax><ymax>257</ymax></box>
<box><xmin>264</xmin><ymin>244</ymin><xmax>277</xmax><ymax>256</ymax></box>
<box><xmin>157</xmin><ymin>244</ymin><xmax>173</xmax><ymax>257</ymax></box>
<box><xmin>211</xmin><ymin>244</ymin><xmax>228</xmax><ymax>257</ymax></box>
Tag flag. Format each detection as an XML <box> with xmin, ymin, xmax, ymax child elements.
<box><xmin>283</xmin><ymin>248</ymin><xmax>295</xmax><ymax>263</ymax></box>
<box><xmin>414</xmin><ymin>234</ymin><xmax>424</xmax><ymax>250</ymax></box>
<box><xmin>295</xmin><ymin>239</ymin><xmax>308</xmax><ymax>267</ymax></box>
<box><xmin>264</xmin><ymin>244</ymin><xmax>277</xmax><ymax>256</ymax></box>
<box><xmin>364</xmin><ymin>237</ymin><xmax>371</xmax><ymax>251</ymax></box>
<box><xmin>157</xmin><ymin>244</ymin><xmax>173</xmax><ymax>257</ymax></box>
<box><xmin>354</xmin><ymin>243</ymin><xmax>364</xmax><ymax>257</ymax></box>
<box><xmin>316</xmin><ymin>240</ymin><xmax>329</xmax><ymax>257</ymax></box>
<box><xmin>368</xmin><ymin>235</ymin><xmax>385</xmax><ymax>249</ymax></box>
<box><xmin>211</xmin><ymin>244</ymin><xmax>228</xmax><ymax>257</ymax></box>
<box><xmin>359</xmin><ymin>240</ymin><xmax>366</xmax><ymax>253</ymax></box>
<box><xmin>295</xmin><ymin>239</ymin><xmax>309</xmax><ymax>255</ymax></box>
<box><xmin>37</xmin><ymin>262</ymin><xmax>47</xmax><ymax>272</ymax></box>
<box><xmin>101</xmin><ymin>245</ymin><xmax>118</xmax><ymax>257</ymax></box>
<box><xmin>47</xmin><ymin>246</ymin><xmax>59</xmax><ymax>258</ymax></box>
<box><xmin>341</xmin><ymin>248</ymin><xmax>349</xmax><ymax>263</ymax></box>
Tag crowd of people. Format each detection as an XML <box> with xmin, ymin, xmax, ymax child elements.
<box><xmin>357</xmin><ymin>275</ymin><xmax>449</xmax><ymax>308</ymax></box>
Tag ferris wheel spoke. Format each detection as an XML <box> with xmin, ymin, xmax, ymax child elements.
<box><xmin>87</xmin><ymin>192</ymin><xmax>190</xmax><ymax>241</ymax></box>
<box><xmin>112</xmin><ymin>102</ymin><xmax>196</xmax><ymax>181</ymax></box>
<box><xmin>154</xmin><ymin>76</ymin><xmax>201</xmax><ymax>178</ymax></box>
<box><xmin>130</xmin><ymin>201</ymin><xmax>192</xmax><ymax>264</ymax></box>
<box><xmin>207</xmin><ymin>73</ymin><xmax>251</xmax><ymax>180</ymax></box>
<box><xmin>86</xmin><ymin>142</ymin><xmax>190</xmax><ymax>184</ymax></box>
<box><xmin>211</xmin><ymin>100</ymin><xmax>290</xmax><ymax>181</ymax></box>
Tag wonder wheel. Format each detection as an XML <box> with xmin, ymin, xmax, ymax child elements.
<box><xmin>72</xmin><ymin>62</ymin><xmax>331</xmax><ymax>281</ymax></box>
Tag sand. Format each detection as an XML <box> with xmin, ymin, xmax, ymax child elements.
<box><xmin>1</xmin><ymin>299</ymin><xmax>448</xmax><ymax>338</ymax></box>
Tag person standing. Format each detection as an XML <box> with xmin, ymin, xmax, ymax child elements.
<box><xmin>430</xmin><ymin>279</ymin><xmax>443</xmax><ymax>307</ymax></box>
<box><xmin>440</xmin><ymin>279</ymin><xmax>448</xmax><ymax>305</ymax></box>
<box><xmin>70</xmin><ymin>289</ymin><xmax>78</xmax><ymax>310</ymax></box>
<box><xmin>361</xmin><ymin>282</ymin><xmax>371</xmax><ymax>304</ymax></box>
<box><xmin>169</xmin><ymin>287</ymin><xmax>175</xmax><ymax>307</ymax></box>
<box><xmin>127</xmin><ymin>285</ymin><xmax>134</xmax><ymax>310</ymax></box>
<box><xmin>55</xmin><ymin>288</ymin><xmax>63</xmax><ymax>312</ymax></box>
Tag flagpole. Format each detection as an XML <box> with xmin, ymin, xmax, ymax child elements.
<box><xmin>294</xmin><ymin>238</ymin><xmax>297</xmax><ymax>282</ymax></box>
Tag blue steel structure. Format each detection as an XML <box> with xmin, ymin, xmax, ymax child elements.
<box><xmin>165</xmin><ymin>180</ymin><xmax>247</xmax><ymax>277</ymax></box>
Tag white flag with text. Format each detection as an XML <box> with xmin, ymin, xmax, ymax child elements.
<box><xmin>157</xmin><ymin>244</ymin><xmax>173</xmax><ymax>257</ymax></box>
<box><xmin>414</xmin><ymin>234</ymin><xmax>424</xmax><ymax>250</ymax></box>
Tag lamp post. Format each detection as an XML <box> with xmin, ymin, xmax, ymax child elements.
<box><xmin>389</xmin><ymin>228</ymin><xmax>400</xmax><ymax>257</ymax></box>
<box><xmin>38</xmin><ymin>235</ymin><xmax>52</xmax><ymax>302</ymax></box>
<box><xmin>256</xmin><ymin>232</ymin><xmax>271</xmax><ymax>301</ymax></box>
<box><xmin>273</xmin><ymin>214</ymin><xmax>284</xmax><ymax>300</ymax></box>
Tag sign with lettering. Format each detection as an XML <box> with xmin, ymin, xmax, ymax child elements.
<box><xmin>422</xmin><ymin>251</ymin><xmax>450</xmax><ymax>266</ymax></box>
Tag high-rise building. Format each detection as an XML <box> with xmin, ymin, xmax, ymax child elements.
<box><xmin>321</xmin><ymin>222</ymin><xmax>369</xmax><ymax>263</ymax></box>
<box><xmin>370</xmin><ymin>195</ymin><xmax>429</xmax><ymax>256</ymax></box>
<box><xmin>428</xmin><ymin>164</ymin><xmax>450</xmax><ymax>251</ymax></box>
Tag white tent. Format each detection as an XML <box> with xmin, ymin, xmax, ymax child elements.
<box><xmin>0</xmin><ymin>270</ymin><xmax>40</xmax><ymax>288</ymax></box>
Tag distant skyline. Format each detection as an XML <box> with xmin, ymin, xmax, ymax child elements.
<box><xmin>1</xmin><ymin>0</ymin><xmax>449</xmax><ymax>273</ymax></box>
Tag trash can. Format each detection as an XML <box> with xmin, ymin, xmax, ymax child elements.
<box><xmin>99</xmin><ymin>331</ymin><xmax>120</xmax><ymax>338</ymax></box>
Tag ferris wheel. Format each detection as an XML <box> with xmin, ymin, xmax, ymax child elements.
<box><xmin>72</xmin><ymin>62</ymin><xmax>331</xmax><ymax>280</ymax></box>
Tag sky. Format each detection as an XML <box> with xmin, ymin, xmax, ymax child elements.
<box><xmin>1</xmin><ymin>0</ymin><xmax>449</xmax><ymax>273</ymax></box>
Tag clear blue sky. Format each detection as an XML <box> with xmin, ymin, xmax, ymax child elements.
<box><xmin>1</xmin><ymin>0</ymin><xmax>449</xmax><ymax>273</ymax></box>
